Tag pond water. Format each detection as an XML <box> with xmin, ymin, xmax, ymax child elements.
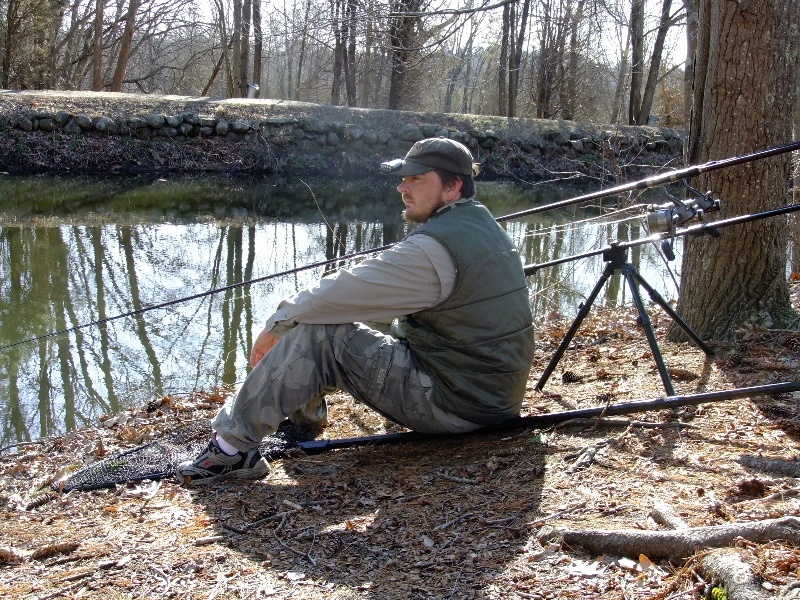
<box><xmin>0</xmin><ymin>175</ymin><xmax>682</xmax><ymax>444</ymax></box>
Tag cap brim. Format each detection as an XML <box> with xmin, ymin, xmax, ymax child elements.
<box><xmin>394</xmin><ymin>160</ymin><xmax>435</xmax><ymax>176</ymax></box>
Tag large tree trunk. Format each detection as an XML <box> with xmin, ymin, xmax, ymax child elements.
<box><xmin>669</xmin><ymin>0</ymin><xmax>798</xmax><ymax>342</ymax></box>
<box><xmin>110</xmin><ymin>0</ymin><xmax>139</xmax><ymax>92</ymax></box>
<box><xmin>387</xmin><ymin>0</ymin><xmax>421</xmax><ymax>110</ymax></box>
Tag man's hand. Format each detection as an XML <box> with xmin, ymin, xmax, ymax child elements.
<box><xmin>250</xmin><ymin>329</ymin><xmax>280</xmax><ymax>367</ymax></box>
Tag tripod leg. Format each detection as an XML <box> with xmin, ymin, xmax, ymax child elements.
<box><xmin>622</xmin><ymin>264</ymin><xmax>676</xmax><ymax>396</ymax></box>
<box><xmin>536</xmin><ymin>263</ymin><xmax>615</xmax><ymax>391</ymax></box>
<box><xmin>628</xmin><ymin>267</ymin><xmax>714</xmax><ymax>355</ymax></box>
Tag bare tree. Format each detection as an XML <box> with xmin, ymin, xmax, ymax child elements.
<box><xmin>91</xmin><ymin>0</ymin><xmax>103</xmax><ymax>90</ymax></box>
<box><xmin>110</xmin><ymin>0</ymin><xmax>139</xmax><ymax>91</ymax></box>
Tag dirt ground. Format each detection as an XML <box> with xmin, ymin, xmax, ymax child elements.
<box><xmin>2</xmin><ymin>298</ymin><xmax>800</xmax><ymax>599</ymax></box>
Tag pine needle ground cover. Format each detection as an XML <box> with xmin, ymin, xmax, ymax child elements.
<box><xmin>3</xmin><ymin>296</ymin><xmax>800</xmax><ymax>599</ymax></box>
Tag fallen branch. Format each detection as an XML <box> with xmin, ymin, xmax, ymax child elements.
<box><xmin>737</xmin><ymin>455</ymin><xmax>800</xmax><ymax>477</ymax></box>
<box><xmin>538</xmin><ymin>516</ymin><xmax>800</xmax><ymax>561</ymax></box>
<box><xmin>650</xmin><ymin>499</ymin><xmax>690</xmax><ymax>530</ymax></box>
<box><xmin>699</xmin><ymin>548</ymin><xmax>772</xmax><ymax>600</ymax></box>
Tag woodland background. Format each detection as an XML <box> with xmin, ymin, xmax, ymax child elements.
<box><xmin>1</xmin><ymin>0</ymin><xmax>692</xmax><ymax>126</ymax></box>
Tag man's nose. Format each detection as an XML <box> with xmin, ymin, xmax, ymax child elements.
<box><xmin>397</xmin><ymin>180</ymin><xmax>408</xmax><ymax>193</ymax></box>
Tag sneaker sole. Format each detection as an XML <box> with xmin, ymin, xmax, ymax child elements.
<box><xmin>177</xmin><ymin>460</ymin><xmax>270</xmax><ymax>486</ymax></box>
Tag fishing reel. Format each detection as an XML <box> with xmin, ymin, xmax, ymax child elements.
<box><xmin>645</xmin><ymin>181</ymin><xmax>721</xmax><ymax>260</ymax></box>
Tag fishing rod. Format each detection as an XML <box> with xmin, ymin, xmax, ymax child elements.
<box><xmin>524</xmin><ymin>202</ymin><xmax>800</xmax><ymax>275</ymax></box>
<box><xmin>58</xmin><ymin>380</ymin><xmax>800</xmax><ymax>490</ymax></box>
<box><xmin>496</xmin><ymin>138</ymin><xmax>800</xmax><ymax>223</ymax></box>
<box><xmin>6</xmin><ymin>140</ymin><xmax>799</xmax><ymax>351</ymax></box>
<box><xmin>297</xmin><ymin>380</ymin><xmax>800</xmax><ymax>453</ymax></box>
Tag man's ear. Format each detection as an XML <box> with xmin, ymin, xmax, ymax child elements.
<box><xmin>443</xmin><ymin>178</ymin><xmax>463</xmax><ymax>202</ymax></box>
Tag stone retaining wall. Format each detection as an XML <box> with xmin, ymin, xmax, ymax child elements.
<box><xmin>0</xmin><ymin>92</ymin><xmax>684</xmax><ymax>180</ymax></box>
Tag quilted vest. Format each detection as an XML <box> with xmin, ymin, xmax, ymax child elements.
<box><xmin>399</xmin><ymin>199</ymin><xmax>535</xmax><ymax>423</ymax></box>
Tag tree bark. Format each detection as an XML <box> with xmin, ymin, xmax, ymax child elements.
<box><xmin>387</xmin><ymin>0</ymin><xmax>421</xmax><ymax>110</ymax></box>
<box><xmin>508</xmin><ymin>0</ymin><xmax>531</xmax><ymax>117</ymax></box>
<box><xmin>498</xmin><ymin>3</ymin><xmax>510</xmax><ymax>116</ymax></box>
<box><xmin>669</xmin><ymin>0</ymin><xmax>798</xmax><ymax>341</ymax></box>
<box><xmin>635</xmin><ymin>0</ymin><xmax>675</xmax><ymax>125</ymax></box>
<box><xmin>699</xmin><ymin>549</ymin><xmax>772</xmax><ymax>600</ymax></box>
<box><xmin>238</xmin><ymin>0</ymin><xmax>252</xmax><ymax>97</ymax></box>
<box><xmin>344</xmin><ymin>0</ymin><xmax>358</xmax><ymax>106</ymax></box>
<box><xmin>91</xmin><ymin>0</ymin><xmax>103</xmax><ymax>91</ymax></box>
<box><xmin>540</xmin><ymin>516</ymin><xmax>800</xmax><ymax>562</ymax></box>
<box><xmin>562</xmin><ymin>0</ymin><xmax>584</xmax><ymax>121</ymax></box>
<box><xmin>627</xmin><ymin>0</ymin><xmax>644</xmax><ymax>125</ymax></box>
<box><xmin>251</xmin><ymin>0</ymin><xmax>262</xmax><ymax>97</ymax></box>
<box><xmin>110</xmin><ymin>0</ymin><xmax>139</xmax><ymax>92</ymax></box>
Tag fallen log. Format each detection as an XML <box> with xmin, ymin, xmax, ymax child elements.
<box><xmin>699</xmin><ymin>549</ymin><xmax>772</xmax><ymax>600</ymax></box>
<box><xmin>538</xmin><ymin>516</ymin><xmax>800</xmax><ymax>562</ymax></box>
<box><xmin>737</xmin><ymin>456</ymin><xmax>800</xmax><ymax>478</ymax></box>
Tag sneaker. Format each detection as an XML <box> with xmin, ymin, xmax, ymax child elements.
<box><xmin>176</xmin><ymin>437</ymin><xmax>270</xmax><ymax>485</ymax></box>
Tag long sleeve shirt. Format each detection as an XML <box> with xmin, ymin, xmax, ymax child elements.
<box><xmin>265</xmin><ymin>233</ymin><xmax>456</xmax><ymax>337</ymax></box>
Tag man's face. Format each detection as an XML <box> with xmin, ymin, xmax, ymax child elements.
<box><xmin>397</xmin><ymin>171</ymin><xmax>457</xmax><ymax>224</ymax></box>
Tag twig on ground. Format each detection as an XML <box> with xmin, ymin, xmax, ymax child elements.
<box><xmin>436</xmin><ymin>471</ymin><xmax>478</xmax><ymax>485</ymax></box>
<box><xmin>273</xmin><ymin>513</ymin><xmax>317</xmax><ymax>566</ymax></box>
<box><xmin>526</xmin><ymin>501</ymin><xmax>588</xmax><ymax>528</ymax></box>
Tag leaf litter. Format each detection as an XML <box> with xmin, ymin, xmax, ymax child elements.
<box><xmin>3</xmin><ymin>292</ymin><xmax>800</xmax><ymax>599</ymax></box>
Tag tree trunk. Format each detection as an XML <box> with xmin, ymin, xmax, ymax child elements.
<box><xmin>252</xmin><ymin>0</ymin><xmax>262</xmax><ymax>97</ymax></box>
<box><xmin>344</xmin><ymin>0</ymin><xmax>358</xmax><ymax>106</ymax></box>
<box><xmin>295</xmin><ymin>0</ymin><xmax>311</xmax><ymax>101</ymax></box>
<box><xmin>635</xmin><ymin>0</ymin><xmax>675</xmax><ymax>125</ymax></box>
<box><xmin>238</xmin><ymin>0</ymin><xmax>252</xmax><ymax>97</ymax></box>
<box><xmin>230</xmin><ymin>0</ymin><xmax>242</xmax><ymax>97</ymax></box>
<box><xmin>498</xmin><ymin>3</ymin><xmax>510</xmax><ymax>117</ymax></box>
<box><xmin>387</xmin><ymin>0</ymin><xmax>421</xmax><ymax>110</ymax></box>
<box><xmin>330</xmin><ymin>0</ymin><xmax>344</xmax><ymax>105</ymax></box>
<box><xmin>610</xmin><ymin>28</ymin><xmax>631</xmax><ymax>124</ymax></box>
<box><xmin>668</xmin><ymin>0</ymin><xmax>798</xmax><ymax>342</ymax></box>
<box><xmin>361</xmin><ymin>1</ymin><xmax>375</xmax><ymax>107</ymax></box>
<box><xmin>110</xmin><ymin>0</ymin><xmax>139</xmax><ymax>92</ymax></box>
<box><xmin>91</xmin><ymin>0</ymin><xmax>103</xmax><ymax>91</ymax></box>
<box><xmin>683</xmin><ymin>0</ymin><xmax>698</xmax><ymax>125</ymax></box>
<box><xmin>508</xmin><ymin>0</ymin><xmax>531</xmax><ymax>118</ymax></box>
<box><xmin>627</xmin><ymin>0</ymin><xmax>644</xmax><ymax>125</ymax></box>
<box><xmin>562</xmin><ymin>0</ymin><xmax>584</xmax><ymax>121</ymax></box>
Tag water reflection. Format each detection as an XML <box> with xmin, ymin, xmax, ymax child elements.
<box><xmin>0</xmin><ymin>175</ymin><xmax>681</xmax><ymax>443</ymax></box>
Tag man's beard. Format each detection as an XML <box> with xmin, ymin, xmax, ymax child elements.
<box><xmin>402</xmin><ymin>201</ymin><xmax>444</xmax><ymax>224</ymax></box>
<box><xmin>402</xmin><ymin>208</ymin><xmax>427</xmax><ymax>224</ymax></box>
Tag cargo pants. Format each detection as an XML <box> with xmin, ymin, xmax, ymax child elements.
<box><xmin>212</xmin><ymin>323</ymin><xmax>481</xmax><ymax>452</ymax></box>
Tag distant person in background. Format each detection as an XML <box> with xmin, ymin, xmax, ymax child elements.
<box><xmin>177</xmin><ymin>137</ymin><xmax>535</xmax><ymax>484</ymax></box>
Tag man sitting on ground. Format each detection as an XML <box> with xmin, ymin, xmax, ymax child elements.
<box><xmin>177</xmin><ymin>137</ymin><xmax>536</xmax><ymax>484</ymax></box>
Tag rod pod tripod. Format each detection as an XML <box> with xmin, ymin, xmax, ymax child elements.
<box><xmin>535</xmin><ymin>241</ymin><xmax>713</xmax><ymax>396</ymax></box>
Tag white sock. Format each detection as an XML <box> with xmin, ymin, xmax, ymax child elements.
<box><xmin>214</xmin><ymin>432</ymin><xmax>240</xmax><ymax>456</ymax></box>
